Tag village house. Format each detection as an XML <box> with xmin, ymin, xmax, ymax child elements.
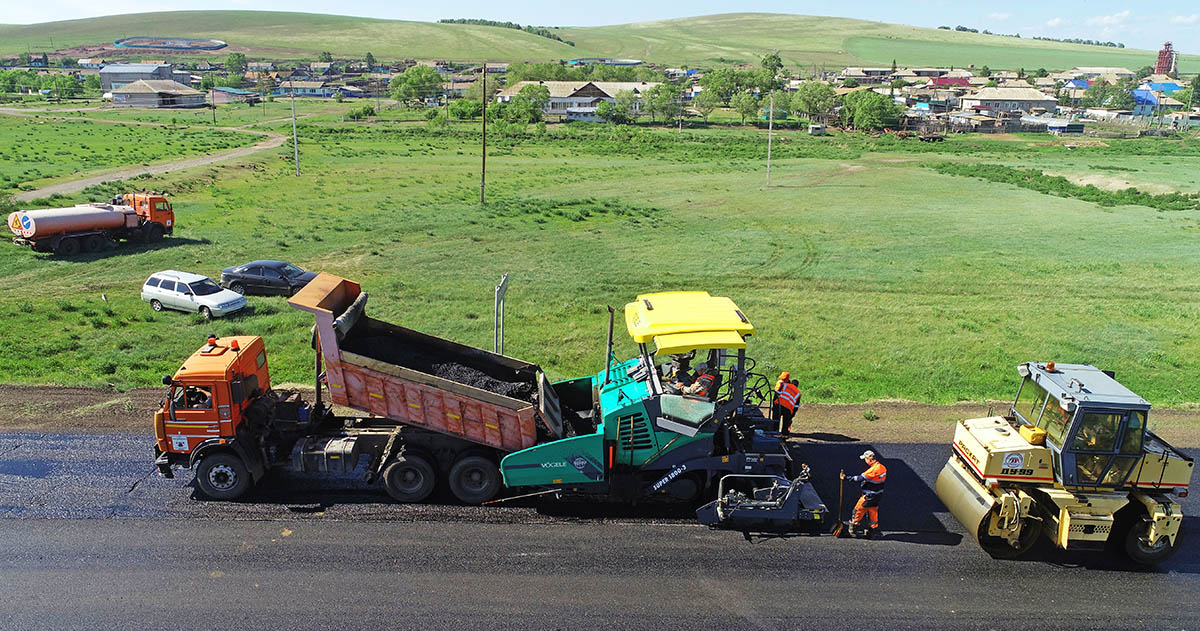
<box><xmin>77</xmin><ymin>58</ymin><xmax>105</xmax><ymax>69</ymax></box>
<box><xmin>275</xmin><ymin>80</ymin><xmax>333</xmax><ymax>97</ymax></box>
<box><xmin>99</xmin><ymin>63</ymin><xmax>179</xmax><ymax>91</ymax></box>
<box><xmin>111</xmin><ymin>80</ymin><xmax>205</xmax><ymax>108</ymax></box>
<box><xmin>960</xmin><ymin>87</ymin><xmax>1057</xmax><ymax>113</ymax></box>
<box><xmin>1071</xmin><ymin>66</ymin><xmax>1134</xmax><ymax>80</ymax></box>
<box><xmin>496</xmin><ymin>80</ymin><xmax>661</xmax><ymax>121</ymax></box>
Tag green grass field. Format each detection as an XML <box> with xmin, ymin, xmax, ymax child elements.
<box><xmin>2</xmin><ymin>117</ymin><xmax>1199</xmax><ymax>408</ymax></box>
<box><xmin>1</xmin><ymin>11</ymin><xmax>1195</xmax><ymax>71</ymax></box>
<box><xmin>0</xmin><ymin>113</ymin><xmax>259</xmax><ymax>190</ymax></box>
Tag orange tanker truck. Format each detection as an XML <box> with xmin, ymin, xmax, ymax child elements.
<box><xmin>8</xmin><ymin>192</ymin><xmax>174</xmax><ymax>255</ymax></box>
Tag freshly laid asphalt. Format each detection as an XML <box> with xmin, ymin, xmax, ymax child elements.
<box><xmin>0</xmin><ymin>432</ymin><xmax>1197</xmax><ymax>629</ymax></box>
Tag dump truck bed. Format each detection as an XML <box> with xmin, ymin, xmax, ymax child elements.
<box><xmin>289</xmin><ymin>274</ymin><xmax>543</xmax><ymax>452</ymax></box>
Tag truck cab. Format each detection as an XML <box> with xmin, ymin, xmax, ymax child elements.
<box><xmin>153</xmin><ymin>335</ymin><xmax>283</xmax><ymax>498</ymax></box>
<box><xmin>500</xmin><ymin>291</ymin><xmax>791</xmax><ymax>502</ymax></box>
<box><xmin>120</xmin><ymin>192</ymin><xmax>174</xmax><ymax>235</ymax></box>
<box><xmin>937</xmin><ymin>362</ymin><xmax>1193</xmax><ymax>565</ymax></box>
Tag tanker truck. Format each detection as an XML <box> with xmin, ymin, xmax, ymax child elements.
<box><xmin>8</xmin><ymin>192</ymin><xmax>174</xmax><ymax>255</ymax></box>
<box><xmin>154</xmin><ymin>273</ymin><xmax>822</xmax><ymax>519</ymax></box>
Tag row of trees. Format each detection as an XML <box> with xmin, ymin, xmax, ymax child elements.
<box><xmin>0</xmin><ymin>69</ymin><xmax>94</xmax><ymax>96</ymax></box>
<box><xmin>437</xmin><ymin>19</ymin><xmax>575</xmax><ymax>46</ymax></box>
<box><xmin>504</xmin><ymin>62</ymin><xmax>664</xmax><ymax>84</ymax></box>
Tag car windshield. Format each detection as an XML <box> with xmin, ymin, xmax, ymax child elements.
<box><xmin>279</xmin><ymin>263</ymin><xmax>305</xmax><ymax>278</ymax></box>
<box><xmin>189</xmin><ymin>279</ymin><xmax>223</xmax><ymax>296</ymax></box>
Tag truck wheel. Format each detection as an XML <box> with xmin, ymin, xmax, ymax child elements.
<box><xmin>145</xmin><ymin>224</ymin><xmax>165</xmax><ymax>243</ymax></box>
<box><xmin>195</xmin><ymin>453</ymin><xmax>251</xmax><ymax>500</ymax></box>
<box><xmin>978</xmin><ymin>516</ymin><xmax>1039</xmax><ymax>559</ymax></box>
<box><xmin>83</xmin><ymin>234</ymin><xmax>104</xmax><ymax>253</ymax></box>
<box><xmin>448</xmin><ymin>455</ymin><xmax>501</xmax><ymax>504</ymax></box>
<box><xmin>383</xmin><ymin>454</ymin><xmax>435</xmax><ymax>503</ymax></box>
<box><xmin>228</xmin><ymin>282</ymin><xmax>245</xmax><ymax>295</ymax></box>
<box><xmin>55</xmin><ymin>237</ymin><xmax>80</xmax><ymax>256</ymax></box>
<box><xmin>1125</xmin><ymin>521</ymin><xmax>1179</xmax><ymax>566</ymax></box>
<box><xmin>150</xmin><ymin>299</ymin><xmax>164</xmax><ymax>312</ymax></box>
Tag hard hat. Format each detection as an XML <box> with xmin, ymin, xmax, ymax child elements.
<box><xmin>859</xmin><ymin>450</ymin><xmax>876</xmax><ymax>461</ymax></box>
<box><xmin>778</xmin><ymin>371</ymin><xmax>790</xmax><ymax>380</ymax></box>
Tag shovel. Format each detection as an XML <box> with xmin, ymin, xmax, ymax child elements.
<box><xmin>831</xmin><ymin>469</ymin><xmax>848</xmax><ymax>538</ymax></box>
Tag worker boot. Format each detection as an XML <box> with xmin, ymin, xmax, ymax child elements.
<box><xmin>846</xmin><ymin>523</ymin><xmax>862</xmax><ymax>538</ymax></box>
<box><xmin>865</xmin><ymin>527</ymin><xmax>879</xmax><ymax>540</ymax></box>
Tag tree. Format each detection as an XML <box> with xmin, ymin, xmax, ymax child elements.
<box><xmin>979</xmin><ymin>66</ymin><xmax>991</xmax><ymax>78</ymax></box>
<box><xmin>389</xmin><ymin>65</ymin><xmax>443</xmax><ymax>106</ymax></box>
<box><xmin>730</xmin><ymin>91</ymin><xmax>760</xmax><ymax>125</ymax></box>
<box><xmin>319</xmin><ymin>51</ymin><xmax>333</xmax><ymax>63</ymax></box>
<box><xmin>692</xmin><ymin>88</ymin><xmax>720</xmax><ymax>121</ymax></box>
<box><xmin>1135</xmin><ymin>65</ymin><xmax>1154</xmax><ymax>81</ymax></box>
<box><xmin>221</xmin><ymin>74</ymin><xmax>245</xmax><ymax>89</ymax></box>
<box><xmin>645</xmin><ymin>83</ymin><xmax>682</xmax><ymax>123</ymax></box>
<box><xmin>841</xmin><ymin>78</ymin><xmax>859</xmax><ymax>88</ymax></box>
<box><xmin>464</xmin><ymin>75</ymin><xmax>496</xmax><ymax>102</ymax></box>
<box><xmin>614</xmin><ymin>90</ymin><xmax>641</xmax><ymax>121</ymax></box>
<box><xmin>255</xmin><ymin>74</ymin><xmax>274</xmax><ymax>96</ymax></box>
<box><xmin>365</xmin><ymin>52</ymin><xmax>376</xmax><ymax>69</ymax></box>
<box><xmin>200</xmin><ymin>74</ymin><xmax>217</xmax><ymax>90</ymax></box>
<box><xmin>985</xmin><ymin>79</ymin><xmax>998</xmax><ymax>87</ymax></box>
<box><xmin>84</xmin><ymin>74</ymin><xmax>100</xmax><ymax>92</ymax></box>
<box><xmin>449</xmin><ymin>97</ymin><xmax>482</xmax><ymax>120</ymax></box>
<box><xmin>226</xmin><ymin>53</ymin><xmax>246</xmax><ymax>75</ymax></box>
<box><xmin>839</xmin><ymin>90</ymin><xmax>901</xmax><ymax>130</ymax></box>
<box><xmin>700</xmin><ymin>67</ymin><xmax>740</xmax><ymax>105</ymax></box>
<box><xmin>891</xmin><ymin>59</ymin><xmax>897</xmax><ymax>73</ymax></box>
<box><xmin>791</xmin><ymin>81</ymin><xmax>836</xmax><ymax>121</ymax></box>
<box><xmin>595</xmin><ymin>99</ymin><xmax>629</xmax><ymax>124</ymax></box>
<box><xmin>1034</xmin><ymin>68</ymin><xmax>1048</xmax><ymax>78</ymax></box>
<box><xmin>507</xmin><ymin>83</ymin><xmax>550</xmax><ymax>123</ymax></box>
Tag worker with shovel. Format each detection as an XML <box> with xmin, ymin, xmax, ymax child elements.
<box><xmin>840</xmin><ymin>450</ymin><xmax>887</xmax><ymax>539</ymax></box>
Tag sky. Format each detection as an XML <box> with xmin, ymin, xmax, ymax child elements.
<box><xmin>6</xmin><ymin>0</ymin><xmax>1197</xmax><ymax>54</ymax></box>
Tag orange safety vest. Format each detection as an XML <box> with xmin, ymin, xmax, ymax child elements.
<box><xmin>861</xmin><ymin>461</ymin><xmax>887</xmax><ymax>493</ymax></box>
<box><xmin>774</xmin><ymin>382</ymin><xmax>801</xmax><ymax>412</ymax></box>
<box><xmin>691</xmin><ymin>373</ymin><xmax>717</xmax><ymax>397</ymax></box>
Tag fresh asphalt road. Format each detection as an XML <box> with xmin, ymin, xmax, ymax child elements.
<box><xmin>0</xmin><ymin>432</ymin><xmax>1197</xmax><ymax>630</ymax></box>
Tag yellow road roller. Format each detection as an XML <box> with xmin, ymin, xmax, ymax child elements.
<box><xmin>936</xmin><ymin>362</ymin><xmax>1193</xmax><ymax>566</ymax></box>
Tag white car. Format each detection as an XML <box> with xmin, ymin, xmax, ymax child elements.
<box><xmin>141</xmin><ymin>270</ymin><xmax>247</xmax><ymax>319</ymax></box>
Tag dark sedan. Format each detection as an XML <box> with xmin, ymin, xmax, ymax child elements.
<box><xmin>219</xmin><ymin>260</ymin><xmax>317</xmax><ymax>296</ymax></box>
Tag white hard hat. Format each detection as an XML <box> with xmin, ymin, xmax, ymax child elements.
<box><xmin>860</xmin><ymin>450</ymin><xmax>876</xmax><ymax>461</ymax></box>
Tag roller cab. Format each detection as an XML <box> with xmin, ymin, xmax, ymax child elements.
<box><xmin>936</xmin><ymin>362</ymin><xmax>1194</xmax><ymax>566</ymax></box>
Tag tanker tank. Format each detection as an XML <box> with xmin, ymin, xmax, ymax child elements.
<box><xmin>9</xmin><ymin>204</ymin><xmax>136</xmax><ymax>240</ymax></box>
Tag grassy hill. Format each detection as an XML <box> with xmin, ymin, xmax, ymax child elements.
<box><xmin>1</xmin><ymin>11</ymin><xmax>1196</xmax><ymax>71</ymax></box>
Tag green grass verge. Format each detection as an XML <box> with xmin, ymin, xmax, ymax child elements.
<box><xmin>2</xmin><ymin>121</ymin><xmax>1199</xmax><ymax>407</ymax></box>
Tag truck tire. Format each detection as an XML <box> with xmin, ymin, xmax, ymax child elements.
<box><xmin>145</xmin><ymin>224</ymin><xmax>165</xmax><ymax>243</ymax></box>
<box><xmin>383</xmin><ymin>454</ymin><xmax>435</xmax><ymax>503</ymax></box>
<box><xmin>55</xmin><ymin>237</ymin><xmax>80</xmax><ymax>256</ymax></box>
<box><xmin>1125</xmin><ymin>520</ymin><xmax>1179</xmax><ymax>566</ymax></box>
<box><xmin>195</xmin><ymin>452</ymin><xmax>251</xmax><ymax>500</ymax></box>
<box><xmin>448</xmin><ymin>455</ymin><xmax>501</xmax><ymax>504</ymax></box>
<box><xmin>83</xmin><ymin>234</ymin><xmax>105</xmax><ymax>253</ymax></box>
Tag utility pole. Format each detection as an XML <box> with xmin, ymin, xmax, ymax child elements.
<box><xmin>445</xmin><ymin>75</ymin><xmax>452</xmax><ymax>120</ymax></box>
<box><xmin>290</xmin><ymin>84</ymin><xmax>300</xmax><ymax>176</ymax></box>
<box><xmin>480</xmin><ymin>63</ymin><xmax>487</xmax><ymax>205</ymax></box>
<box><xmin>766</xmin><ymin>91</ymin><xmax>775</xmax><ymax>187</ymax></box>
<box><xmin>210</xmin><ymin>88</ymin><xmax>216</xmax><ymax>124</ymax></box>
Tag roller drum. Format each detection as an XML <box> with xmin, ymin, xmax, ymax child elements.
<box><xmin>935</xmin><ymin>457</ymin><xmax>996</xmax><ymax>544</ymax></box>
<box><xmin>9</xmin><ymin>205</ymin><xmax>134</xmax><ymax>240</ymax></box>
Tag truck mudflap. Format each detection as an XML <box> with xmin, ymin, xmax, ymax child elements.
<box><xmin>696</xmin><ymin>472</ymin><xmax>827</xmax><ymax>534</ymax></box>
<box><xmin>153</xmin><ymin>446</ymin><xmax>174</xmax><ymax>479</ymax></box>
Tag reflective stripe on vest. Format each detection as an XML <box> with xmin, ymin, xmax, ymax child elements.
<box><xmin>862</xmin><ymin>462</ymin><xmax>887</xmax><ymax>492</ymax></box>
<box><xmin>694</xmin><ymin>373</ymin><xmax>716</xmax><ymax>396</ymax></box>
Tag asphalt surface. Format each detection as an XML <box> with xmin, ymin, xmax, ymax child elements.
<box><xmin>0</xmin><ymin>432</ymin><xmax>1197</xmax><ymax>629</ymax></box>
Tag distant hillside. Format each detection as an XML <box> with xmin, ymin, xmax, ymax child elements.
<box><xmin>1</xmin><ymin>10</ymin><xmax>1195</xmax><ymax>72</ymax></box>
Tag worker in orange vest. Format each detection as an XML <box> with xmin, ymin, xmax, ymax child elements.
<box><xmin>683</xmin><ymin>363</ymin><xmax>719</xmax><ymax>401</ymax></box>
<box><xmin>841</xmin><ymin>449</ymin><xmax>887</xmax><ymax>538</ymax></box>
<box><xmin>771</xmin><ymin>374</ymin><xmax>801</xmax><ymax>435</ymax></box>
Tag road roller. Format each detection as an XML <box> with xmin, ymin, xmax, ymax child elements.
<box><xmin>936</xmin><ymin>361</ymin><xmax>1193</xmax><ymax>566</ymax></box>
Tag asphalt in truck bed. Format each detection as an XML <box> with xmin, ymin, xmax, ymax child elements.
<box><xmin>0</xmin><ymin>431</ymin><xmax>1197</xmax><ymax>629</ymax></box>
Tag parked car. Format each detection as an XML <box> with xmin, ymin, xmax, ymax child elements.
<box><xmin>141</xmin><ymin>270</ymin><xmax>247</xmax><ymax>319</ymax></box>
<box><xmin>219</xmin><ymin>260</ymin><xmax>317</xmax><ymax>296</ymax></box>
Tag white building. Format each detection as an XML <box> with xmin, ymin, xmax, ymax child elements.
<box><xmin>960</xmin><ymin>87</ymin><xmax>1057</xmax><ymax>113</ymax></box>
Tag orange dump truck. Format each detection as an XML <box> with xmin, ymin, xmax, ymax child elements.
<box><xmin>8</xmin><ymin>192</ymin><xmax>174</xmax><ymax>255</ymax></box>
<box><xmin>154</xmin><ymin>273</ymin><xmax>563</xmax><ymax>504</ymax></box>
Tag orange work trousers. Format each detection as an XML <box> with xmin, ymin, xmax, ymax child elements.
<box><xmin>851</xmin><ymin>494</ymin><xmax>880</xmax><ymax>529</ymax></box>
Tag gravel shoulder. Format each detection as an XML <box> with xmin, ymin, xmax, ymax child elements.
<box><xmin>3</xmin><ymin>384</ymin><xmax>1198</xmax><ymax>445</ymax></box>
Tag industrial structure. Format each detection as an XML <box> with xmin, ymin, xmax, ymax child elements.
<box><xmin>1155</xmin><ymin>42</ymin><xmax>1178</xmax><ymax>76</ymax></box>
